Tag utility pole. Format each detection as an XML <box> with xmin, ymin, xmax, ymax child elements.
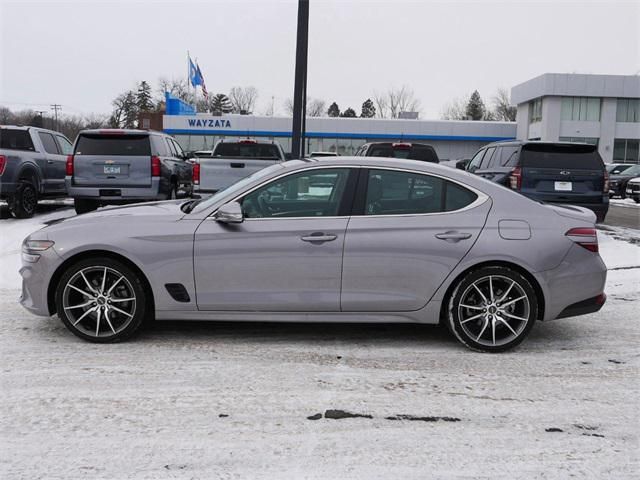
<box><xmin>50</xmin><ymin>104</ymin><xmax>62</xmax><ymax>131</ymax></box>
<box><xmin>291</xmin><ymin>0</ymin><xmax>309</xmax><ymax>159</ymax></box>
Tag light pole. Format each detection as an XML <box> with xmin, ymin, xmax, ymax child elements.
<box><xmin>291</xmin><ymin>0</ymin><xmax>309</xmax><ymax>159</ymax></box>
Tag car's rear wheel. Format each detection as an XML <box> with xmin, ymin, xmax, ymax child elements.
<box><xmin>9</xmin><ymin>179</ymin><xmax>38</xmax><ymax>218</ymax></box>
<box><xmin>55</xmin><ymin>257</ymin><xmax>147</xmax><ymax>343</ymax></box>
<box><xmin>447</xmin><ymin>266</ymin><xmax>538</xmax><ymax>352</ymax></box>
<box><xmin>74</xmin><ymin>199</ymin><xmax>99</xmax><ymax>215</ymax></box>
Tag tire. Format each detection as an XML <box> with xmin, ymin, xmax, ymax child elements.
<box><xmin>446</xmin><ymin>266</ymin><xmax>538</xmax><ymax>353</ymax></box>
<box><xmin>634</xmin><ymin>197</ymin><xmax>640</xmax><ymax>204</ymax></box>
<box><xmin>9</xmin><ymin>179</ymin><xmax>38</xmax><ymax>218</ymax></box>
<box><xmin>74</xmin><ymin>199</ymin><xmax>99</xmax><ymax>215</ymax></box>
<box><xmin>55</xmin><ymin>257</ymin><xmax>148</xmax><ymax>343</ymax></box>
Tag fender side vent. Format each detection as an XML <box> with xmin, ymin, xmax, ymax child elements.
<box><xmin>165</xmin><ymin>283</ymin><xmax>191</xmax><ymax>303</ymax></box>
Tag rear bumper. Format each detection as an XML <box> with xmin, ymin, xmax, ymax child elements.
<box><xmin>65</xmin><ymin>177</ymin><xmax>161</xmax><ymax>201</ymax></box>
<box><xmin>556</xmin><ymin>294</ymin><xmax>606</xmax><ymax>319</ymax></box>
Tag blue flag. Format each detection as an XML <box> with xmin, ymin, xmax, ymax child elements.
<box><xmin>189</xmin><ymin>58</ymin><xmax>203</xmax><ymax>87</ymax></box>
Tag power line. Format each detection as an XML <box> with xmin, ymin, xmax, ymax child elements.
<box><xmin>50</xmin><ymin>104</ymin><xmax>62</xmax><ymax>131</ymax></box>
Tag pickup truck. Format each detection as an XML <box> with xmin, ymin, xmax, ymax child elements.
<box><xmin>194</xmin><ymin>139</ymin><xmax>286</xmax><ymax>194</ymax></box>
<box><xmin>0</xmin><ymin>125</ymin><xmax>74</xmax><ymax>218</ymax></box>
<box><xmin>66</xmin><ymin>129</ymin><xmax>194</xmax><ymax>214</ymax></box>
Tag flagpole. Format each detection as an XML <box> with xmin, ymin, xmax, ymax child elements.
<box><xmin>187</xmin><ymin>50</ymin><xmax>191</xmax><ymax>108</ymax></box>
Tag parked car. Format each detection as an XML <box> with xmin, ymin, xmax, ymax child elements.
<box><xmin>66</xmin><ymin>129</ymin><xmax>193</xmax><ymax>214</ymax></box>
<box><xmin>194</xmin><ymin>139</ymin><xmax>286</xmax><ymax>194</ymax></box>
<box><xmin>625</xmin><ymin>177</ymin><xmax>640</xmax><ymax>203</ymax></box>
<box><xmin>608</xmin><ymin>164</ymin><xmax>640</xmax><ymax>199</ymax></box>
<box><xmin>0</xmin><ymin>125</ymin><xmax>73</xmax><ymax>218</ymax></box>
<box><xmin>309</xmin><ymin>151</ymin><xmax>339</xmax><ymax>157</ymax></box>
<box><xmin>606</xmin><ymin>163</ymin><xmax>635</xmax><ymax>175</ymax></box>
<box><xmin>21</xmin><ymin>157</ymin><xmax>606</xmax><ymax>352</ymax></box>
<box><xmin>355</xmin><ymin>142</ymin><xmax>439</xmax><ymax>163</ymax></box>
<box><xmin>466</xmin><ymin>141</ymin><xmax>609</xmax><ymax>222</ymax></box>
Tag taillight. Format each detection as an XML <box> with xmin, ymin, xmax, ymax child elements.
<box><xmin>66</xmin><ymin>155</ymin><xmax>74</xmax><ymax>176</ymax></box>
<box><xmin>509</xmin><ymin>166</ymin><xmax>522</xmax><ymax>190</ymax></box>
<box><xmin>192</xmin><ymin>162</ymin><xmax>200</xmax><ymax>185</ymax></box>
<box><xmin>151</xmin><ymin>156</ymin><xmax>161</xmax><ymax>177</ymax></box>
<box><xmin>239</xmin><ymin>139</ymin><xmax>257</xmax><ymax>144</ymax></box>
<box><xmin>392</xmin><ymin>142</ymin><xmax>412</xmax><ymax>150</ymax></box>
<box><xmin>0</xmin><ymin>155</ymin><xmax>6</xmax><ymax>176</ymax></box>
<box><xmin>603</xmin><ymin>170</ymin><xmax>609</xmax><ymax>194</ymax></box>
<box><xmin>566</xmin><ymin>227</ymin><xmax>598</xmax><ymax>253</ymax></box>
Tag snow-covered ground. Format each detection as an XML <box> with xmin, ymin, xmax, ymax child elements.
<box><xmin>610</xmin><ymin>197</ymin><xmax>640</xmax><ymax>208</ymax></box>
<box><xmin>1</xmin><ymin>208</ymin><xmax>638</xmax><ymax>479</ymax></box>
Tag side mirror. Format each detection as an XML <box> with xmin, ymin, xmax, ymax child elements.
<box><xmin>214</xmin><ymin>201</ymin><xmax>244</xmax><ymax>224</ymax></box>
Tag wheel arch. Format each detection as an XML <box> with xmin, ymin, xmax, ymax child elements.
<box><xmin>17</xmin><ymin>164</ymin><xmax>41</xmax><ymax>190</ymax></box>
<box><xmin>47</xmin><ymin>249</ymin><xmax>155</xmax><ymax>317</ymax></box>
<box><xmin>438</xmin><ymin>260</ymin><xmax>546</xmax><ymax>323</ymax></box>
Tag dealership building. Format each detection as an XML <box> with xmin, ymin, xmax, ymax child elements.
<box><xmin>512</xmin><ymin>73</ymin><xmax>640</xmax><ymax>163</ymax></box>
<box><xmin>159</xmin><ymin>73</ymin><xmax>639</xmax><ymax>164</ymax></box>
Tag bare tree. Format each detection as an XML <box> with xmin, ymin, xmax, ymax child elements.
<box><xmin>157</xmin><ymin>77</ymin><xmax>193</xmax><ymax>104</ymax></box>
<box><xmin>492</xmin><ymin>87</ymin><xmax>517</xmax><ymax>121</ymax></box>
<box><xmin>441</xmin><ymin>95</ymin><xmax>469</xmax><ymax>120</ymax></box>
<box><xmin>229</xmin><ymin>86</ymin><xmax>258</xmax><ymax>114</ymax></box>
<box><xmin>283</xmin><ymin>97</ymin><xmax>326</xmax><ymax>117</ymax></box>
<box><xmin>373</xmin><ymin>85</ymin><xmax>421</xmax><ymax>118</ymax></box>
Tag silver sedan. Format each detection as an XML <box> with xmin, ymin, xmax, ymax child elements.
<box><xmin>19</xmin><ymin>157</ymin><xmax>607</xmax><ymax>352</ymax></box>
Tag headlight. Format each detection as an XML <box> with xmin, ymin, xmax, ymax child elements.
<box><xmin>23</xmin><ymin>240</ymin><xmax>55</xmax><ymax>252</ymax></box>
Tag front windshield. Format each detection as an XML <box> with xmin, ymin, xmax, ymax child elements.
<box><xmin>190</xmin><ymin>163</ymin><xmax>286</xmax><ymax>214</ymax></box>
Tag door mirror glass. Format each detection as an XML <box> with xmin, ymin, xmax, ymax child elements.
<box><xmin>214</xmin><ymin>201</ymin><xmax>244</xmax><ymax>223</ymax></box>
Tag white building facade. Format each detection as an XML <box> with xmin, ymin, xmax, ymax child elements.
<box><xmin>511</xmin><ymin>73</ymin><xmax>640</xmax><ymax>164</ymax></box>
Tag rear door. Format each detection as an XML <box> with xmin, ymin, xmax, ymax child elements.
<box><xmin>72</xmin><ymin>133</ymin><xmax>152</xmax><ymax>187</ymax></box>
<box><xmin>519</xmin><ymin>144</ymin><xmax>605</xmax><ymax>205</ymax></box>
<box><xmin>37</xmin><ymin>131</ymin><xmax>66</xmax><ymax>193</ymax></box>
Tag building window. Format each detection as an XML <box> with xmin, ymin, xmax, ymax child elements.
<box><xmin>613</xmin><ymin>139</ymin><xmax>640</xmax><ymax>163</ymax></box>
<box><xmin>616</xmin><ymin>98</ymin><xmax>640</xmax><ymax>122</ymax></box>
<box><xmin>560</xmin><ymin>97</ymin><xmax>601</xmax><ymax>121</ymax></box>
<box><xmin>559</xmin><ymin>137</ymin><xmax>599</xmax><ymax>146</ymax></box>
<box><xmin>529</xmin><ymin>98</ymin><xmax>542</xmax><ymax>123</ymax></box>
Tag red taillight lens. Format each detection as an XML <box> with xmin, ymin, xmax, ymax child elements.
<box><xmin>392</xmin><ymin>142</ymin><xmax>412</xmax><ymax>150</ymax></box>
<box><xmin>151</xmin><ymin>156</ymin><xmax>161</xmax><ymax>177</ymax></box>
<box><xmin>192</xmin><ymin>162</ymin><xmax>200</xmax><ymax>185</ymax></box>
<box><xmin>239</xmin><ymin>139</ymin><xmax>257</xmax><ymax>144</ymax></box>
<box><xmin>603</xmin><ymin>170</ymin><xmax>609</xmax><ymax>194</ymax></box>
<box><xmin>509</xmin><ymin>166</ymin><xmax>522</xmax><ymax>190</ymax></box>
<box><xmin>0</xmin><ymin>155</ymin><xmax>6</xmax><ymax>176</ymax></box>
<box><xmin>566</xmin><ymin>227</ymin><xmax>598</xmax><ymax>253</ymax></box>
<box><xmin>66</xmin><ymin>155</ymin><xmax>74</xmax><ymax>176</ymax></box>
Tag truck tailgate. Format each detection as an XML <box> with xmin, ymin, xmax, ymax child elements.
<box><xmin>198</xmin><ymin>158</ymin><xmax>279</xmax><ymax>192</ymax></box>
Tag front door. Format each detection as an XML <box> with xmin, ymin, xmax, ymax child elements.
<box><xmin>341</xmin><ymin>168</ymin><xmax>490</xmax><ymax>312</ymax></box>
<box><xmin>194</xmin><ymin>167</ymin><xmax>355</xmax><ymax>311</ymax></box>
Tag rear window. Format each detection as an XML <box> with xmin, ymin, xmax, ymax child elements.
<box><xmin>75</xmin><ymin>134</ymin><xmax>151</xmax><ymax>156</ymax></box>
<box><xmin>0</xmin><ymin>129</ymin><xmax>35</xmax><ymax>151</ymax></box>
<box><xmin>214</xmin><ymin>143</ymin><xmax>281</xmax><ymax>159</ymax></box>
<box><xmin>520</xmin><ymin>144</ymin><xmax>603</xmax><ymax>170</ymax></box>
<box><xmin>366</xmin><ymin>144</ymin><xmax>438</xmax><ymax>162</ymax></box>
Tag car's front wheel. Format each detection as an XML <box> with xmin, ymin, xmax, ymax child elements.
<box><xmin>447</xmin><ymin>266</ymin><xmax>538</xmax><ymax>352</ymax></box>
<box><xmin>55</xmin><ymin>257</ymin><xmax>148</xmax><ymax>343</ymax></box>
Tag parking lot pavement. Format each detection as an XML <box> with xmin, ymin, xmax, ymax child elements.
<box><xmin>604</xmin><ymin>201</ymin><xmax>640</xmax><ymax>230</ymax></box>
<box><xmin>1</xmin><ymin>207</ymin><xmax>639</xmax><ymax>479</ymax></box>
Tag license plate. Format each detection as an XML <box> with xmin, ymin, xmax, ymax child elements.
<box><xmin>103</xmin><ymin>166</ymin><xmax>121</xmax><ymax>174</ymax></box>
<box><xmin>554</xmin><ymin>181</ymin><xmax>572</xmax><ymax>191</ymax></box>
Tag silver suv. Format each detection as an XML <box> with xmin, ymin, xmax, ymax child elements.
<box><xmin>66</xmin><ymin>129</ymin><xmax>194</xmax><ymax>214</ymax></box>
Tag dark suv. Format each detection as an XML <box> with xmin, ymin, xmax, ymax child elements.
<box><xmin>66</xmin><ymin>129</ymin><xmax>194</xmax><ymax>214</ymax></box>
<box><xmin>355</xmin><ymin>142</ymin><xmax>439</xmax><ymax>163</ymax></box>
<box><xmin>466</xmin><ymin>141</ymin><xmax>609</xmax><ymax>222</ymax></box>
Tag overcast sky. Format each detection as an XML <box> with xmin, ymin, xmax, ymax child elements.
<box><xmin>1</xmin><ymin>0</ymin><xmax>638</xmax><ymax>119</ymax></box>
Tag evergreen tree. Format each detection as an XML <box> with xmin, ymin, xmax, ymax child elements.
<box><xmin>340</xmin><ymin>107</ymin><xmax>357</xmax><ymax>118</ymax></box>
<box><xmin>465</xmin><ymin>90</ymin><xmax>486</xmax><ymax>121</ymax></box>
<box><xmin>122</xmin><ymin>90</ymin><xmax>139</xmax><ymax>129</ymax></box>
<box><xmin>360</xmin><ymin>98</ymin><xmax>376</xmax><ymax>118</ymax></box>
<box><xmin>327</xmin><ymin>102</ymin><xmax>340</xmax><ymax>117</ymax></box>
<box><xmin>210</xmin><ymin>93</ymin><xmax>233</xmax><ymax>113</ymax></box>
<box><xmin>136</xmin><ymin>81</ymin><xmax>154</xmax><ymax>112</ymax></box>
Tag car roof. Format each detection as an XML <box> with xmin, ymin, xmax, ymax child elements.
<box><xmin>78</xmin><ymin>129</ymin><xmax>157</xmax><ymax>136</ymax></box>
<box><xmin>0</xmin><ymin>125</ymin><xmax>61</xmax><ymax>134</ymax></box>
<box><xmin>481</xmin><ymin>140</ymin><xmax>598</xmax><ymax>149</ymax></box>
<box><xmin>363</xmin><ymin>141</ymin><xmax>435</xmax><ymax>148</ymax></box>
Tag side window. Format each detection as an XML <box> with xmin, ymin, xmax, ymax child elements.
<box><xmin>467</xmin><ymin>149</ymin><xmax>486</xmax><ymax>172</ymax></box>
<box><xmin>152</xmin><ymin>136</ymin><xmax>170</xmax><ymax>156</ymax></box>
<box><xmin>365</xmin><ymin>169</ymin><xmax>445</xmax><ymax>215</ymax></box>
<box><xmin>38</xmin><ymin>132</ymin><xmax>60</xmax><ymax>154</ymax></box>
<box><xmin>499</xmin><ymin>146</ymin><xmax>520</xmax><ymax>167</ymax></box>
<box><xmin>479</xmin><ymin>147</ymin><xmax>496</xmax><ymax>169</ymax></box>
<box><xmin>445</xmin><ymin>182</ymin><xmax>478</xmax><ymax>211</ymax></box>
<box><xmin>165</xmin><ymin>138</ymin><xmax>178</xmax><ymax>156</ymax></box>
<box><xmin>242</xmin><ymin>168</ymin><xmax>350</xmax><ymax>219</ymax></box>
<box><xmin>55</xmin><ymin>135</ymin><xmax>73</xmax><ymax>155</ymax></box>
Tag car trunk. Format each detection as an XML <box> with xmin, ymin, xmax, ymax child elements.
<box><xmin>72</xmin><ymin>134</ymin><xmax>152</xmax><ymax>187</ymax></box>
<box><xmin>519</xmin><ymin>144</ymin><xmax>605</xmax><ymax>205</ymax></box>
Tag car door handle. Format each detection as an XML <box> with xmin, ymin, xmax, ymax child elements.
<box><xmin>435</xmin><ymin>231</ymin><xmax>472</xmax><ymax>242</ymax></box>
<box><xmin>47</xmin><ymin>159</ymin><xmax>55</xmax><ymax>164</ymax></box>
<box><xmin>301</xmin><ymin>233</ymin><xmax>337</xmax><ymax>243</ymax></box>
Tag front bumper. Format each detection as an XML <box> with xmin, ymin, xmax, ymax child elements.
<box><xmin>19</xmin><ymin>246</ymin><xmax>61</xmax><ymax>317</ymax></box>
<box><xmin>65</xmin><ymin>177</ymin><xmax>162</xmax><ymax>201</ymax></box>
